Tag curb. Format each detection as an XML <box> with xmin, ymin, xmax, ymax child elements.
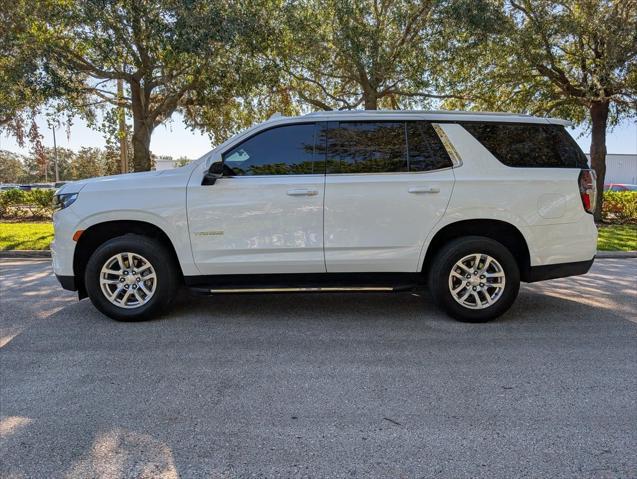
<box><xmin>596</xmin><ymin>251</ymin><xmax>637</xmax><ymax>259</ymax></box>
<box><xmin>1</xmin><ymin>250</ymin><xmax>636</xmax><ymax>259</ymax></box>
<box><xmin>0</xmin><ymin>250</ymin><xmax>52</xmax><ymax>258</ymax></box>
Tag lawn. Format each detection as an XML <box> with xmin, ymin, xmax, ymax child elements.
<box><xmin>0</xmin><ymin>222</ymin><xmax>636</xmax><ymax>252</ymax></box>
<box><xmin>0</xmin><ymin>222</ymin><xmax>54</xmax><ymax>251</ymax></box>
<box><xmin>597</xmin><ymin>224</ymin><xmax>637</xmax><ymax>252</ymax></box>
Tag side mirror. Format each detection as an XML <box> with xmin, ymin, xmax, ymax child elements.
<box><xmin>202</xmin><ymin>161</ymin><xmax>224</xmax><ymax>185</ymax></box>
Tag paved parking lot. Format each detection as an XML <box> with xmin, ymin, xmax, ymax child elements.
<box><xmin>1</xmin><ymin>258</ymin><xmax>636</xmax><ymax>478</ymax></box>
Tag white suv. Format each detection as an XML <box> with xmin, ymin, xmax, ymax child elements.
<box><xmin>51</xmin><ymin>111</ymin><xmax>597</xmax><ymax>323</ymax></box>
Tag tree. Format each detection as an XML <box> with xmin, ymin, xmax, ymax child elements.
<box><xmin>0</xmin><ymin>151</ymin><xmax>26</xmax><ymax>184</ymax></box>
<box><xmin>443</xmin><ymin>0</ymin><xmax>637</xmax><ymax>220</ymax></box>
<box><xmin>270</xmin><ymin>0</ymin><xmax>457</xmax><ymax>110</ymax></box>
<box><xmin>36</xmin><ymin>0</ymin><xmax>256</xmax><ymax>171</ymax></box>
<box><xmin>42</xmin><ymin>147</ymin><xmax>75</xmax><ymax>182</ymax></box>
<box><xmin>0</xmin><ymin>1</ymin><xmax>76</xmax><ymax>154</ymax></box>
<box><xmin>71</xmin><ymin>147</ymin><xmax>105</xmax><ymax>180</ymax></box>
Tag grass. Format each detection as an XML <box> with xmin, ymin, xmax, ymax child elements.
<box><xmin>597</xmin><ymin>224</ymin><xmax>637</xmax><ymax>252</ymax></box>
<box><xmin>0</xmin><ymin>222</ymin><xmax>636</xmax><ymax>252</ymax></box>
<box><xmin>0</xmin><ymin>222</ymin><xmax>54</xmax><ymax>251</ymax></box>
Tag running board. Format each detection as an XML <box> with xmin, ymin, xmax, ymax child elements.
<box><xmin>184</xmin><ymin>273</ymin><xmax>424</xmax><ymax>295</ymax></box>
<box><xmin>189</xmin><ymin>285</ymin><xmax>417</xmax><ymax>295</ymax></box>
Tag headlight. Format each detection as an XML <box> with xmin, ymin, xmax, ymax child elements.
<box><xmin>52</xmin><ymin>193</ymin><xmax>78</xmax><ymax>211</ymax></box>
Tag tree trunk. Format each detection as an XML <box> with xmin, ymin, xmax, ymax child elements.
<box><xmin>589</xmin><ymin>101</ymin><xmax>609</xmax><ymax>222</ymax></box>
<box><xmin>364</xmin><ymin>92</ymin><xmax>378</xmax><ymax>110</ymax></box>
<box><xmin>130</xmin><ymin>79</ymin><xmax>153</xmax><ymax>172</ymax></box>
<box><xmin>131</xmin><ymin>122</ymin><xmax>152</xmax><ymax>172</ymax></box>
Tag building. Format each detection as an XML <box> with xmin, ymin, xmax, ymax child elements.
<box><xmin>586</xmin><ymin>153</ymin><xmax>637</xmax><ymax>185</ymax></box>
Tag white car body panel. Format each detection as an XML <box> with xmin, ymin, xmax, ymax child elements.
<box><xmin>324</xmin><ymin>169</ymin><xmax>454</xmax><ymax>272</ymax></box>
<box><xmin>51</xmin><ymin>110</ymin><xmax>596</xmax><ymax>288</ymax></box>
<box><xmin>419</xmin><ymin>123</ymin><xmax>597</xmax><ymax>268</ymax></box>
<box><xmin>52</xmin><ymin>167</ymin><xmax>198</xmax><ymax>277</ymax></box>
<box><xmin>186</xmin><ymin>173</ymin><xmax>325</xmax><ymax>275</ymax></box>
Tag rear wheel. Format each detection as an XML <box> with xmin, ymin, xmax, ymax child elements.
<box><xmin>85</xmin><ymin>234</ymin><xmax>178</xmax><ymax>321</ymax></box>
<box><xmin>427</xmin><ymin>236</ymin><xmax>520</xmax><ymax>322</ymax></box>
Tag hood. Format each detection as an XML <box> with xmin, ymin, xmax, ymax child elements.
<box><xmin>56</xmin><ymin>170</ymin><xmax>166</xmax><ymax>195</ymax></box>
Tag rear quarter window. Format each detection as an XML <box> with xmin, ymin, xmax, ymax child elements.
<box><xmin>461</xmin><ymin>123</ymin><xmax>588</xmax><ymax>168</ymax></box>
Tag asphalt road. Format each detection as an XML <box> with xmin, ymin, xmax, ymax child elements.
<box><xmin>1</xmin><ymin>258</ymin><xmax>636</xmax><ymax>479</ymax></box>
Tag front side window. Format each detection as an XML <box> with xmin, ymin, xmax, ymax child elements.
<box><xmin>461</xmin><ymin>123</ymin><xmax>589</xmax><ymax>168</ymax></box>
<box><xmin>222</xmin><ymin>123</ymin><xmax>318</xmax><ymax>175</ymax></box>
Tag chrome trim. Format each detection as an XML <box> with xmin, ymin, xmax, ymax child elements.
<box><xmin>209</xmin><ymin>286</ymin><xmax>394</xmax><ymax>293</ymax></box>
<box><xmin>324</xmin><ymin>168</ymin><xmax>454</xmax><ymax>177</ymax></box>
<box><xmin>432</xmin><ymin>124</ymin><xmax>463</xmax><ymax>168</ymax></box>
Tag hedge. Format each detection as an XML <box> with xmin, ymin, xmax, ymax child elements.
<box><xmin>602</xmin><ymin>191</ymin><xmax>637</xmax><ymax>224</ymax></box>
<box><xmin>0</xmin><ymin>189</ymin><xmax>55</xmax><ymax>219</ymax></box>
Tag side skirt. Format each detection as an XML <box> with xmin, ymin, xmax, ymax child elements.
<box><xmin>184</xmin><ymin>272</ymin><xmax>424</xmax><ymax>295</ymax></box>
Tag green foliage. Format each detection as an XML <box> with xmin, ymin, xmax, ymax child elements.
<box><xmin>0</xmin><ymin>151</ymin><xmax>26</xmax><ymax>183</ymax></box>
<box><xmin>0</xmin><ymin>222</ymin><xmax>54</xmax><ymax>251</ymax></box>
<box><xmin>0</xmin><ymin>189</ymin><xmax>55</xmax><ymax>219</ymax></box>
<box><xmin>441</xmin><ymin>0</ymin><xmax>637</xmax><ymax>122</ymax></box>
<box><xmin>267</xmin><ymin>0</ymin><xmax>448</xmax><ymax>110</ymax></box>
<box><xmin>28</xmin><ymin>0</ymin><xmax>267</xmax><ymax>171</ymax></box>
<box><xmin>0</xmin><ymin>1</ymin><xmax>87</xmax><ymax>153</ymax></box>
<box><xmin>602</xmin><ymin>191</ymin><xmax>637</xmax><ymax>224</ymax></box>
<box><xmin>597</xmin><ymin>224</ymin><xmax>637</xmax><ymax>251</ymax></box>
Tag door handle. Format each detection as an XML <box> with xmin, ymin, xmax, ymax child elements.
<box><xmin>287</xmin><ymin>188</ymin><xmax>319</xmax><ymax>196</ymax></box>
<box><xmin>408</xmin><ymin>186</ymin><xmax>440</xmax><ymax>194</ymax></box>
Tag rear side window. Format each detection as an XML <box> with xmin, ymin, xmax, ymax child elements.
<box><xmin>324</xmin><ymin>121</ymin><xmax>452</xmax><ymax>173</ymax></box>
<box><xmin>222</xmin><ymin>123</ymin><xmax>318</xmax><ymax>175</ymax></box>
<box><xmin>461</xmin><ymin>123</ymin><xmax>588</xmax><ymax>168</ymax></box>
<box><xmin>407</xmin><ymin>122</ymin><xmax>453</xmax><ymax>171</ymax></box>
<box><xmin>325</xmin><ymin>122</ymin><xmax>406</xmax><ymax>173</ymax></box>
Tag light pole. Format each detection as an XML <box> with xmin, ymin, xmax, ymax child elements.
<box><xmin>52</xmin><ymin>125</ymin><xmax>59</xmax><ymax>183</ymax></box>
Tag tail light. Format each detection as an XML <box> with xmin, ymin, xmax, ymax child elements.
<box><xmin>578</xmin><ymin>169</ymin><xmax>597</xmax><ymax>214</ymax></box>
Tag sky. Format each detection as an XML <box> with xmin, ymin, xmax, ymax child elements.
<box><xmin>1</xmin><ymin>113</ymin><xmax>635</xmax><ymax>160</ymax></box>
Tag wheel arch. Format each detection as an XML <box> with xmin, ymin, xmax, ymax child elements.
<box><xmin>73</xmin><ymin>220</ymin><xmax>183</xmax><ymax>298</ymax></box>
<box><xmin>421</xmin><ymin>219</ymin><xmax>532</xmax><ymax>282</ymax></box>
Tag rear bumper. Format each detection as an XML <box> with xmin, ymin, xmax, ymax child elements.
<box><xmin>56</xmin><ymin>274</ymin><xmax>77</xmax><ymax>291</ymax></box>
<box><xmin>524</xmin><ymin>258</ymin><xmax>594</xmax><ymax>283</ymax></box>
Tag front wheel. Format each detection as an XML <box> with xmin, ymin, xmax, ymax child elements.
<box><xmin>85</xmin><ymin>234</ymin><xmax>178</xmax><ymax>321</ymax></box>
<box><xmin>427</xmin><ymin>236</ymin><xmax>520</xmax><ymax>322</ymax></box>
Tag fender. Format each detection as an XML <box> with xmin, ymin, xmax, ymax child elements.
<box><xmin>75</xmin><ymin>210</ymin><xmax>198</xmax><ymax>276</ymax></box>
<box><xmin>417</xmin><ymin>208</ymin><xmax>535</xmax><ymax>272</ymax></box>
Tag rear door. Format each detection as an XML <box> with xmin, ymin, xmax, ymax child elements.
<box><xmin>323</xmin><ymin>121</ymin><xmax>455</xmax><ymax>272</ymax></box>
<box><xmin>187</xmin><ymin>122</ymin><xmax>326</xmax><ymax>275</ymax></box>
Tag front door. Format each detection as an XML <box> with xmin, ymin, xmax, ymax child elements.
<box><xmin>323</xmin><ymin>120</ymin><xmax>455</xmax><ymax>272</ymax></box>
<box><xmin>187</xmin><ymin>122</ymin><xmax>326</xmax><ymax>275</ymax></box>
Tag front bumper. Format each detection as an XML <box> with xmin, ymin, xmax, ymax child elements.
<box><xmin>55</xmin><ymin>274</ymin><xmax>77</xmax><ymax>291</ymax></box>
<box><xmin>51</xmin><ymin>208</ymin><xmax>81</xmax><ymax>277</ymax></box>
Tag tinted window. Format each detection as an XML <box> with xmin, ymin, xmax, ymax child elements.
<box><xmin>407</xmin><ymin>122</ymin><xmax>453</xmax><ymax>171</ymax></box>
<box><xmin>325</xmin><ymin>122</ymin><xmax>407</xmax><ymax>173</ymax></box>
<box><xmin>461</xmin><ymin>123</ymin><xmax>588</xmax><ymax>168</ymax></box>
<box><xmin>222</xmin><ymin>123</ymin><xmax>318</xmax><ymax>175</ymax></box>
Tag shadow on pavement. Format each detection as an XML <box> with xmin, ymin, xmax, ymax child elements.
<box><xmin>1</xmin><ymin>259</ymin><xmax>636</xmax><ymax>478</ymax></box>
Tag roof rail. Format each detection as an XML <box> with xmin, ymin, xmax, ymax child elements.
<box><xmin>303</xmin><ymin>109</ymin><xmax>533</xmax><ymax>117</ymax></box>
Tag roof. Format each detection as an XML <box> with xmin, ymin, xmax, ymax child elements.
<box><xmin>269</xmin><ymin>109</ymin><xmax>573</xmax><ymax>126</ymax></box>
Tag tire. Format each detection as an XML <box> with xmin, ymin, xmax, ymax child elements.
<box><xmin>84</xmin><ymin>234</ymin><xmax>178</xmax><ymax>321</ymax></box>
<box><xmin>427</xmin><ymin>236</ymin><xmax>520</xmax><ymax>323</ymax></box>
